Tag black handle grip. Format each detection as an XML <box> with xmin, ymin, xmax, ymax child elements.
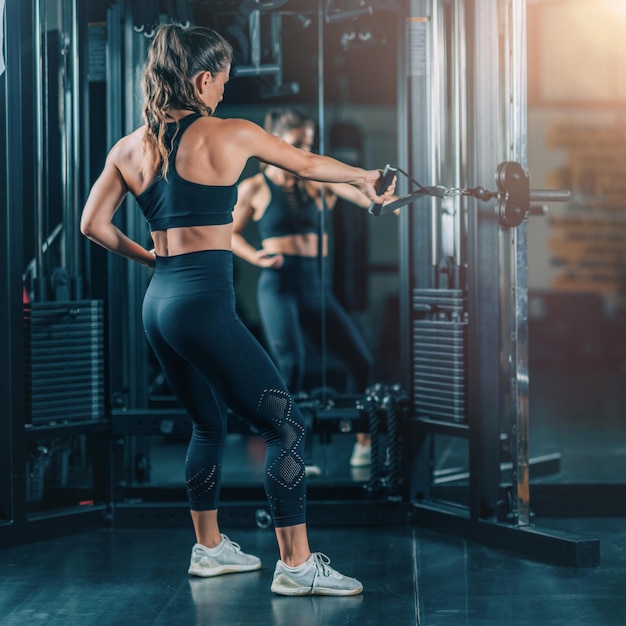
<box><xmin>368</xmin><ymin>165</ymin><xmax>397</xmax><ymax>216</ymax></box>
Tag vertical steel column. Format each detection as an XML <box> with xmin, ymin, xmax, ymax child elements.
<box><xmin>2</xmin><ymin>0</ymin><xmax>27</xmax><ymax>527</ymax></box>
<box><xmin>466</xmin><ymin>0</ymin><xmax>505</xmax><ymax>520</ymax></box>
<box><xmin>396</xmin><ymin>5</ymin><xmax>410</xmax><ymax>394</ymax></box>
<box><xmin>502</xmin><ymin>0</ymin><xmax>530</xmax><ymax>526</ymax></box>
<box><xmin>105</xmin><ymin>0</ymin><xmax>126</xmax><ymax>410</ymax></box>
<box><xmin>429</xmin><ymin>0</ymin><xmax>442</xmax><ymax>272</ymax></box>
<box><xmin>405</xmin><ymin>1</ymin><xmax>435</xmax><ymax>293</ymax></box>
<box><xmin>317</xmin><ymin>0</ymin><xmax>328</xmax><ymax>393</ymax></box>
<box><xmin>433</xmin><ymin>0</ymin><xmax>467</xmax><ymax>284</ymax></box>
<box><xmin>450</xmin><ymin>0</ymin><xmax>467</xmax><ymax>273</ymax></box>
<box><xmin>122</xmin><ymin>5</ymin><xmax>149</xmax><ymax>409</ymax></box>
<box><xmin>404</xmin><ymin>0</ymin><xmax>435</xmax><ymax>501</ymax></box>
<box><xmin>33</xmin><ymin>0</ymin><xmax>48</xmax><ymax>301</ymax></box>
<box><xmin>105</xmin><ymin>1</ymin><xmax>151</xmax><ymax>410</ymax></box>
<box><xmin>60</xmin><ymin>0</ymin><xmax>82</xmax><ymax>291</ymax></box>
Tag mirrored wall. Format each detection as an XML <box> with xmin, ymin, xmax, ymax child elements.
<box><xmin>101</xmin><ymin>1</ymin><xmax>402</xmax><ymax>491</ymax></box>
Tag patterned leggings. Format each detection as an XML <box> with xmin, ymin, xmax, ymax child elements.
<box><xmin>142</xmin><ymin>250</ymin><xmax>307</xmax><ymax>528</ymax></box>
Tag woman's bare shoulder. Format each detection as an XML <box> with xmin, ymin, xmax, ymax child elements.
<box><xmin>108</xmin><ymin>127</ymin><xmax>145</xmax><ymax>162</ymax></box>
<box><xmin>206</xmin><ymin>116</ymin><xmax>262</xmax><ymax>142</ymax></box>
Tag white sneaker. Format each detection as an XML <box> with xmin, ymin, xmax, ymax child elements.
<box><xmin>188</xmin><ymin>535</ymin><xmax>261</xmax><ymax>577</ymax></box>
<box><xmin>271</xmin><ymin>552</ymin><xmax>363</xmax><ymax>596</ymax></box>
<box><xmin>350</xmin><ymin>442</ymin><xmax>372</xmax><ymax>467</ymax></box>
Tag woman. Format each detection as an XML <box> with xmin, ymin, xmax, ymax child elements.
<box><xmin>231</xmin><ymin>109</ymin><xmax>381</xmax><ymax>468</ymax></box>
<box><xmin>80</xmin><ymin>24</ymin><xmax>393</xmax><ymax>596</ymax></box>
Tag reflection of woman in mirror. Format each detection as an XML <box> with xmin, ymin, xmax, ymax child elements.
<box><xmin>232</xmin><ymin>109</ymin><xmax>385</xmax><ymax>469</ymax></box>
<box><xmin>80</xmin><ymin>24</ymin><xmax>393</xmax><ymax>597</ymax></box>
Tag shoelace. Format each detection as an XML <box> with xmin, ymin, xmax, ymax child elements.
<box><xmin>312</xmin><ymin>553</ymin><xmax>341</xmax><ymax>579</ymax></box>
<box><xmin>220</xmin><ymin>534</ymin><xmax>243</xmax><ymax>553</ymax></box>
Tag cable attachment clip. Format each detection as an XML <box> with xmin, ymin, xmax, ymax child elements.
<box><xmin>462</xmin><ymin>186</ymin><xmax>499</xmax><ymax>202</ymax></box>
<box><xmin>495</xmin><ymin>161</ymin><xmax>531</xmax><ymax>228</ymax></box>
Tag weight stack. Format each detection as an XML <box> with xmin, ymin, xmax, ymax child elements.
<box><xmin>412</xmin><ymin>289</ymin><xmax>468</xmax><ymax>423</ymax></box>
<box><xmin>24</xmin><ymin>300</ymin><xmax>105</xmax><ymax>425</ymax></box>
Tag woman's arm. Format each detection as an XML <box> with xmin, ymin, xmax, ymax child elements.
<box><xmin>325</xmin><ymin>181</ymin><xmax>399</xmax><ymax>212</ymax></box>
<box><xmin>231</xmin><ymin>175</ymin><xmax>282</xmax><ymax>268</ymax></box>
<box><xmin>233</xmin><ymin>120</ymin><xmax>392</xmax><ymax>205</ymax></box>
<box><xmin>324</xmin><ymin>181</ymin><xmax>380</xmax><ymax>208</ymax></box>
<box><xmin>80</xmin><ymin>146</ymin><xmax>156</xmax><ymax>267</ymax></box>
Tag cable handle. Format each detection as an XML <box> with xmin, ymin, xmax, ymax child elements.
<box><xmin>368</xmin><ymin>164</ymin><xmax>398</xmax><ymax>216</ymax></box>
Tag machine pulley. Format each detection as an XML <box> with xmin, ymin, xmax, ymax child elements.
<box><xmin>370</xmin><ymin>161</ymin><xmax>571</xmax><ymax>227</ymax></box>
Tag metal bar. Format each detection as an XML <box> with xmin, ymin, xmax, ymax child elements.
<box><xmin>112</xmin><ymin>500</ymin><xmax>409</xmax><ymax>530</ymax></box>
<box><xmin>0</xmin><ymin>507</ymin><xmax>107</xmax><ymax>549</ymax></box>
<box><xmin>105</xmin><ymin>1</ymin><xmax>125</xmax><ymax>409</ymax></box>
<box><xmin>2</xmin><ymin>0</ymin><xmax>27</xmax><ymax>529</ymax></box>
<box><xmin>529</xmin><ymin>189</ymin><xmax>570</xmax><ymax>202</ymax></box>
<box><xmin>270</xmin><ymin>12</ymin><xmax>282</xmax><ymax>85</ymax></box>
<box><xmin>69</xmin><ymin>0</ymin><xmax>81</xmax><ymax>282</ymax></box>
<box><xmin>393</xmin><ymin>0</ymin><xmax>410</xmax><ymax>345</ymax></box>
<box><xmin>405</xmin><ymin>0</ymin><xmax>437</xmax><ymax>508</ymax></box>
<box><xmin>123</xmin><ymin>8</ymin><xmax>149</xmax><ymax>409</ymax></box>
<box><xmin>429</xmin><ymin>0</ymin><xmax>441</xmax><ymax>272</ymax></box>
<box><xmin>317</xmin><ymin>0</ymin><xmax>328</xmax><ymax>396</ymax></box>
<box><xmin>61</xmin><ymin>0</ymin><xmax>72</xmax><ymax>274</ymax></box>
<box><xmin>452</xmin><ymin>0</ymin><xmax>467</xmax><ymax>270</ymax></box>
<box><xmin>432</xmin><ymin>452</ymin><xmax>561</xmax><ymax>485</ymax></box>
<box><xmin>249</xmin><ymin>8</ymin><xmax>261</xmax><ymax>68</ymax></box>
<box><xmin>505</xmin><ymin>0</ymin><xmax>530</xmax><ymax>527</ymax></box>
<box><xmin>466</xmin><ymin>0</ymin><xmax>504</xmax><ymax>521</ymax></box>
<box><xmin>406</xmin><ymin>5</ymin><xmax>434</xmax><ymax>293</ymax></box>
<box><xmin>33</xmin><ymin>0</ymin><xmax>47</xmax><ymax>301</ymax></box>
<box><xmin>413</xmin><ymin>501</ymin><xmax>600</xmax><ymax>568</ymax></box>
<box><xmin>231</xmin><ymin>64</ymin><xmax>280</xmax><ymax>77</ymax></box>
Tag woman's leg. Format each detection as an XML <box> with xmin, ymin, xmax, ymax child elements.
<box><xmin>301</xmin><ymin>288</ymin><xmax>374</xmax><ymax>465</ymax></box>
<box><xmin>274</xmin><ymin>523</ymin><xmax>310</xmax><ymax>566</ymax></box>
<box><xmin>319</xmin><ymin>293</ymin><xmax>374</xmax><ymax>393</ymax></box>
<box><xmin>148</xmin><ymin>290</ymin><xmax>311</xmax><ymax>557</ymax></box>
<box><xmin>142</xmin><ymin>253</ymin><xmax>362</xmax><ymax>592</ymax></box>
<box><xmin>257</xmin><ymin>267</ymin><xmax>306</xmax><ymax>393</ymax></box>
<box><xmin>258</xmin><ymin>267</ymin><xmax>319</xmax><ymax>473</ymax></box>
<box><xmin>142</xmin><ymin>328</ymin><xmax>228</xmax><ymax>547</ymax></box>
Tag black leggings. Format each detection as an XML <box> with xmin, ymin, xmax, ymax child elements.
<box><xmin>257</xmin><ymin>255</ymin><xmax>374</xmax><ymax>393</ymax></box>
<box><xmin>142</xmin><ymin>250</ymin><xmax>306</xmax><ymax>528</ymax></box>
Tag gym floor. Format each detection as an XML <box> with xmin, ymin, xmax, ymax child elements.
<box><xmin>1</xmin><ymin>361</ymin><xmax>625</xmax><ymax>625</ymax></box>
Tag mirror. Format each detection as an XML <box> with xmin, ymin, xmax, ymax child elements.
<box><xmin>99</xmin><ymin>2</ymin><xmax>400</xmax><ymax>489</ymax></box>
<box><xmin>219</xmin><ymin>3</ymin><xmax>401</xmax><ymax>399</ymax></box>
<box><xmin>112</xmin><ymin>3</ymin><xmax>401</xmax><ymax>402</ymax></box>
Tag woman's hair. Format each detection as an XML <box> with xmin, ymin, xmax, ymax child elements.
<box><xmin>142</xmin><ymin>24</ymin><xmax>232</xmax><ymax>176</ymax></box>
<box><xmin>264</xmin><ymin>108</ymin><xmax>313</xmax><ymax>136</ymax></box>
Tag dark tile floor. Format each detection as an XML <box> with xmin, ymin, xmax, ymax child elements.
<box><xmin>416</xmin><ymin>517</ymin><xmax>626</xmax><ymax>626</ymax></box>
<box><xmin>1</xmin><ymin>517</ymin><xmax>625</xmax><ymax>625</ymax></box>
<box><xmin>0</xmin><ymin>526</ymin><xmax>416</xmax><ymax>626</ymax></box>
<box><xmin>1</xmin><ymin>361</ymin><xmax>625</xmax><ymax>625</ymax></box>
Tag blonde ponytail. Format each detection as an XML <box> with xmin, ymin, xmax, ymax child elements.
<box><xmin>141</xmin><ymin>24</ymin><xmax>232</xmax><ymax>177</ymax></box>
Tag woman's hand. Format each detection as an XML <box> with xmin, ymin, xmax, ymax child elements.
<box><xmin>355</xmin><ymin>169</ymin><xmax>397</xmax><ymax>205</ymax></box>
<box><xmin>147</xmin><ymin>248</ymin><xmax>157</xmax><ymax>268</ymax></box>
<box><xmin>253</xmin><ymin>249</ymin><xmax>284</xmax><ymax>268</ymax></box>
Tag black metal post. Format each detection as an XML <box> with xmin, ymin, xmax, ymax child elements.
<box><xmin>1</xmin><ymin>0</ymin><xmax>28</xmax><ymax>534</ymax></box>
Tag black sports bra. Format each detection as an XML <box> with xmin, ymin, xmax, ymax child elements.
<box><xmin>136</xmin><ymin>113</ymin><xmax>237</xmax><ymax>231</ymax></box>
<box><xmin>255</xmin><ymin>173</ymin><xmax>319</xmax><ymax>240</ymax></box>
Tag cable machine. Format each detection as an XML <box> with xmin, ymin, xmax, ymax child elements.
<box><xmin>393</xmin><ymin>0</ymin><xmax>598</xmax><ymax>567</ymax></box>
<box><xmin>0</xmin><ymin>0</ymin><xmax>604</xmax><ymax>564</ymax></box>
